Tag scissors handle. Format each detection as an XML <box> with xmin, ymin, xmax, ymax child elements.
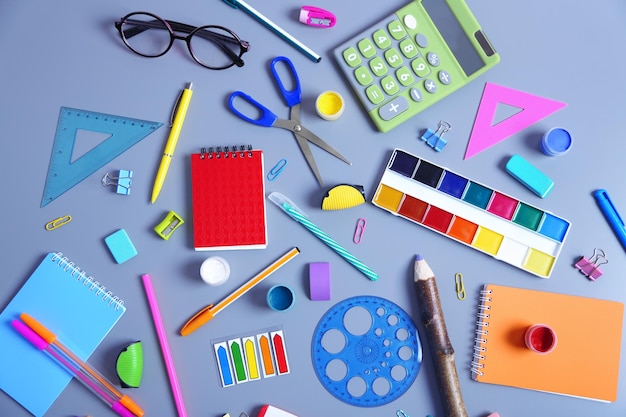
<box><xmin>271</xmin><ymin>56</ymin><xmax>302</xmax><ymax>108</ymax></box>
<box><xmin>228</xmin><ymin>91</ymin><xmax>278</xmax><ymax>127</ymax></box>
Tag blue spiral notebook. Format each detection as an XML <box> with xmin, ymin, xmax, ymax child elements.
<box><xmin>0</xmin><ymin>252</ymin><xmax>126</xmax><ymax>417</ymax></box>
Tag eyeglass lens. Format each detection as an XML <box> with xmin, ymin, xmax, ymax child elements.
<box><xmin>119</xmin><ymin>12</ymin><xmax>245</xmax><ymax>69</ymax></box>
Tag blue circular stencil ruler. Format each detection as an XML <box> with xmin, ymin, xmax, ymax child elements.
<box><xmin>311</xmin><ymin>295</ymin><xmax>422</xmax><ymax>407</ymax></box>
<box><xmin>40</xmin><ymin>107</ymin><xmax>163</xmax><ymax>207</ymax></box>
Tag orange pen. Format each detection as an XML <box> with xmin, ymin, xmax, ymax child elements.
<box><xmin>180</xmin><ymin>247</ymin><xmax>300</xmax><ymax>336</ymax></box>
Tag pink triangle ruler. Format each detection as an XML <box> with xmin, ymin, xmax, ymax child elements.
<box><xmin>464</xmin><ymin>83</ymin><xmax>567</xmax><ymax>159</ymax></box>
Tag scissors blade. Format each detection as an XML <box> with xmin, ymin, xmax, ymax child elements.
<box><xmin>293</xmin><ymin>126</ymin><xmax>351</xmax><ymax>166</ymax></box>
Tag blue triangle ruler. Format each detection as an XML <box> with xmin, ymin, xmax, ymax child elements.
<box><xmin>41</xmin><ymin>107</ymin><xmax>163</xmax><ymax>207</ymax></box>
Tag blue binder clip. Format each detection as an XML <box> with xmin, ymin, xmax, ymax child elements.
<box><xmin>420</xmin><ymin>120</ymin><xmax>451</xmax><ymax>152</ymax></box>
<box><xmin>102</xmin><ymin>170</ymin><xmax>133</xmax><ymax>195</ymax></box>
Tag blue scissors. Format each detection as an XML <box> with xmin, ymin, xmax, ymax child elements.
<box><xmin>228</xmin><ymin>56</ymin><xmax>351</xmax><ymax>186</ymax></box>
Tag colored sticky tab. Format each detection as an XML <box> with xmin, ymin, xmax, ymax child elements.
<box><xmin>243</xmin><ymin>336</ymin><xmax>261</xmax><ymax>380</ymax></box>
<box><xmin>214</xmin><ymin>342</ymin><xmax>234</xmax><ymax>387</ymax></box>
<box><xmin>257</xmin><ymin>333</ymin><xmax>276</xmax><ymax>378</ymax></box>
<box><xmin>228</xmin><ymin>339</ymin><xmax>248</xmax><ymax>383</ymax></box>
<box><xmin>270</xmin><ymin>330</ymin><xmax>290</xmax><ymax>375</ymax></box>
<box><xmin>464</xmin><ymin>83</ymin><xmax>567</xmax><ymax>159</ymax></box>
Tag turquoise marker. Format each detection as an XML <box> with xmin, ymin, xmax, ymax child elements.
<box><xmin>222</xmin><ymin>0</ymin><xmax>322</xmax><ymax>63</ymax></box>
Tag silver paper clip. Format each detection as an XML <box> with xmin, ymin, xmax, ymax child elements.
<box><xmin>420</xmin><ymin>120</ymin><xmax>451</xmax><ymax>152</ymax></box>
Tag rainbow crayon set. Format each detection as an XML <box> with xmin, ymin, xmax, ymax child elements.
<box><xmin>373</xmin><ymin>149</ymin><xmax>571</xmax><ymax>278</ymax></box>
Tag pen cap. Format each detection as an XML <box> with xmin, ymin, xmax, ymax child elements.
<box><xmin>11</xmin><ymin>319</ymin><xmax>48</xmax><ymax>350</ymax></box>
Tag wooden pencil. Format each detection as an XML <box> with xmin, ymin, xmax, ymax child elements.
<box><xmin>413</xmin><ymin>254</ymin><xmax>468</xmax><ymax>417</ymax></box>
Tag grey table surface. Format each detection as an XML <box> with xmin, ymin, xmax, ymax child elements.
<box><xmin>1</xmin><ymin>1</ymin><xmax>626</xmax><ymax>416</ymax></box>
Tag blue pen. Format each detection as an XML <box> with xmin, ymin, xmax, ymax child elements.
<box><xmin>593</xmin><ymin>189</ymin><xmax>626</xmax><ymax>251</ymax></box>
<box><xmin>222</xmin><ymin>0</ymin><xmax>322</xmax><ymax>63</ymax></box>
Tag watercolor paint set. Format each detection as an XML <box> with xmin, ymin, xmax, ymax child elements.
<box><xmin>213</xmin><ymin>327</ymin><xmax>290</xmax><ymax>387</ymax></box>
<box><xmin>372</xmin><ymin>149</ymin><xmax>571</xmax><ymax>278</ymax></box>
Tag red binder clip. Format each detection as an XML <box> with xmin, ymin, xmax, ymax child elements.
<box><xmin>299</xmin><ymin>6</ymin><xmax>336</xmax><ymax>28</ymax></box>
<box><xmin>574</xmin><ymin>248</ymin><xmax>608</xmax><ymax>281</ymax></box>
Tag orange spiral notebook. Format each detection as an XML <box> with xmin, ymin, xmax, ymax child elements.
<box><xmin>471</xmin><ymin>284</ymin><xmax>624</xmax><ymax>402</ymax></box>
<box><xmin>191</xmin><ymin>145</ymin><xmax>267</xmax><ymax>251</ymax></box>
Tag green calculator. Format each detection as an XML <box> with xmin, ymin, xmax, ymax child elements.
<box><xmin>334</xmin><ymin>0</ymin><xmax>499</xmax><ymax>132</ymax></box>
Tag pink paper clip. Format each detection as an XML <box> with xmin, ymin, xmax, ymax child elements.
<box><xmin>299</xmin><ymin>6</ymin><xmax>336</xmax><ymax>28</ymax></box>
<box><xmin>574</xmin><ymin>248</ymin><xmax>608</xmax><ymax>281</ymax></box>
<box><xmin>353</xmin><ymin>218</ymin><xmax>366</xmax><ymax>244</ymax></box>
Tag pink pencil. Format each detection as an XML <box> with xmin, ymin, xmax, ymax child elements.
<box><xmin>141</xmin><ymin>274</ymin><xmax>187</xmax><ymax>417</ymax></box>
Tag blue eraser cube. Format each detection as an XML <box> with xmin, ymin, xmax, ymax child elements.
<box><xmin>105</xmin><ymin>229</ymin><xmax>138</xmax><ymax>264</ymax></box>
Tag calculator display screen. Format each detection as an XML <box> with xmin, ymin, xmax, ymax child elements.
<box><xmin>422</xmin><ymin>0</ymin><xmax>485</xmax><ymax>76</ymax></box>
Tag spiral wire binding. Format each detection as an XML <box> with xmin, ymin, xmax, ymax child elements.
<box><xmin>470</xmin><ymin>288</ymin><xmax>493</xmax><ymax>377</ymax></box>
<box><xmin>200</xmin><ymin>144</ymin><xmax>253</xmax><ymax>159</ymax></box>
<box><xmin>51</xmin><ymin>252</ymin><xmax>124</xmax><ymax>311</ymax></box>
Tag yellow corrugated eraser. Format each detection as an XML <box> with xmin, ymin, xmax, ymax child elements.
<box><xmin>321</xmin><ymin>184</ymin><xmax>366</xmax><ymax>210</ymax></box>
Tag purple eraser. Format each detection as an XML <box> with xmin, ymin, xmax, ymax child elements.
<box><xmin>309</xmin><ymin>262</ymin><xmax>331</xmax><ymax>301</ymax></box>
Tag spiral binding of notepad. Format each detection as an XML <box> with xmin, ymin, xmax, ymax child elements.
<box><xmin>51</xmin><ymin>252</ymin><xmax>124</xmax><ymax>310</ymax></box>
<box><xmin>200</xmin><ymin>144</ymin><xmax>253</xmax><ymax>159</ymax></box>
<box><xmin>470</xmin><ymin>287</ymin><xmax>493</xmax><ymax>378</ymax></box>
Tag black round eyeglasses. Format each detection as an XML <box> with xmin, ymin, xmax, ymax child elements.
<box><xmin>115</xmin><ymin>11</ymin><xmax>250</xmax><ymax>70</ymax></box>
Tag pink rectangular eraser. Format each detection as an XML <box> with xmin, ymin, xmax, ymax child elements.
<box><xmin>487</xmin><ymin>413</ymin><xmax>500</xmax><ymax>417</ymax></box>
<box><xmin>309</xmin><ymin>262</ymin><xmax>331</xmax><ymax>301</ymax></box>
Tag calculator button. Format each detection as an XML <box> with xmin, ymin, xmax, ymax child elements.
<box><xmin>415</xmin><ymin>34</ymin><xmax>428</xmax><ymax>48</ymax></box>
<box><xmin>358</xmin><ymin>38</ymin><xmax>377</xmax><ymax>58</ymax></box>
<box><xmin>366</xmin><ymin>85</ymin><xmax>385</xmax><ymax>104</ymax></box>
<box><xmin>403</xmin><ymin>14</ymin><xmax>417</xmax><ymax>30</ymax></box>
<box><xmin>379</xmin><ymin>97</ymin><xmax>408</xmax><ymax>121</ymax></box>
<box><xmin>411</xmin><ymin>57</ymin><xmax>430</xmax><ymax>78</ymax></box>
<box><xmin>373</xmin><ymin>29</ymin><xmax>391</xmax><ymax>49</ymax></box>
<box><xmin>355</xmin><ymin>66</ymin><xmax>373</xmax><ymax>86</ymax></box>
<box><xmin>387</xmin><ymin>20</ymin><xmax>407</xmax><ymax>40</ymax></box>
<box><xmin>424</xmin><ymin>79</ymin><xmax>437</xmax><ymax>93</ymax></box>
<box><xmin>381</xmin><ymin>75</ymin><xmax>400</xmax><ymax>95</ymax></box>
<box><xmin>369</xmin><ymin>57</ymin><xmax>388</xmax><ymax>77</ymax></box>
<box><xmin>343</xmin><ymin>47</ymin><xmax>362</xmax><ymax>67</ymax></box>
<box><xmin>438</xmin><ymin>70</ymin><xmax>451</xmax><ymax>85</ymax></box>
<box><xmin>384</xmin><ymin>48</ymin><xmax>403</xmax><ymax>68</ymax></box>
<box><xmin>396</xmin><ymin>67</ymin><xmax>415</xmax><ymax>87</ymax></box>
<box><xmin>427</xmin><ymin>52</ymin><xmax>440</xmax><ymax>67</ymax></box>
<box><xmin>399</xmin><ymin>38</ymin><xmax>418</xmax><ymax>59</ymax></box>
<box><xmin>409</xmin><ymin>88</ymin><xmax>423</xmax><ymax>102</ymax></box>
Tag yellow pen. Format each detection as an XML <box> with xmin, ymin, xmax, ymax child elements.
<box><xmin>151</xmin><ymin>82</ymin><xmax>193</xmax><ymax>204</ymax></box>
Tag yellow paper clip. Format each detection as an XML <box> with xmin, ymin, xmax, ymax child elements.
<box><xmin>455</xmin><ymin>273</ymin><xmax>466</xmax><ymax>300</ymax></box>
<box><xmin>154</xmin><ymin>211</ymin><xmax>185</xmax><ymax>240</ymax></box>
<box><xmin>353</xmin><ymin>218</ymin><xmax>367</xmax><ymax>244</ymax></box>
<box><xmin>45</xmin><ymin>215</ymin><xmax>72</xmax><ymax>231</ymax></box>
<box><xmin>267</xmin><ymin>158</ymin><xmax>288</xmax><ymax>181</ymax></box>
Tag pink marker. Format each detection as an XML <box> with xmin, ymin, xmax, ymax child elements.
<box><xmin>11</xmin><ymin>315</ymin><xmax>142</xmax><ymax>417</ymax></box>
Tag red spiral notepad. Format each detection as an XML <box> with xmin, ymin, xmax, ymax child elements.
<box><xmin>191</xmin><ymin>145</ymin><xmax>267</xmax><ymax>250</ymax></box>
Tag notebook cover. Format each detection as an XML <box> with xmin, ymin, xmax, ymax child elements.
<box><xmin>471</xmin><ymin>284</ymin><xmax>623</xmax><ymax>402</ymax></box>
<box><xmin>0</xmin><ymin>253</ymin><xmax>126</xmax><ymax>417</ymax></box>
<box><xmin>191</xmin><ymin>147</ymin><xmax>267</xmax><ymax>250</ymax></box>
